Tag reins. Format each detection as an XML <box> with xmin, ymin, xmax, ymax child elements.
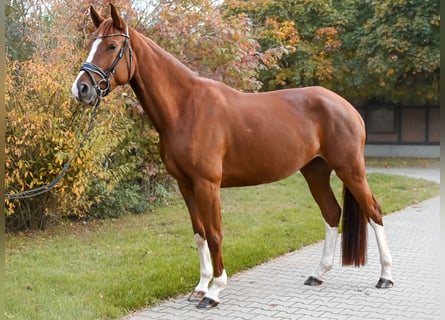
<box><xmin>5</xmin><ymin>25</ymin><xmax>133</xmax><ymax>201</ymax></box>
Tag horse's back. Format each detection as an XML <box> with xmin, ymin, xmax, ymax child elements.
<box><xmin>215</xmin><ymin>84</ymin><xmax>363</xmax><ymax>135</ymax></box>
<box><xmin>203</xmin><ymin>85</ymin><xmax>365</xmax><ymax>186</ymax></box>
<box><xmin>173</xmin><ymin>81</ymin><xmax>365</xmax><ymax>187</ymax></box>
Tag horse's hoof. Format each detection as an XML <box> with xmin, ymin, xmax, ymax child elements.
<box><xmin>188</xmin><ymin>291</ymin><xmax>206</xmax><ymax>303</ymax></box>
<box><xmin>375</xmin><ymin>278</ymin><xmax>394</xmax><ymax>289</ymax></box>
<box><xmin>304</xmin><ymin>276</ymin><xmax>323</xmax><ymax>286</ymax></box>
<box><xmin>196</xmin><ymin>297</ymin><xmax>219</xmax><ymax>309</ymax></box>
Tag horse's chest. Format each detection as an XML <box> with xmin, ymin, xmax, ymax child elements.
<box><xmin>159</xmin><ymin>139</ymin><xmax>197</xmax><ymax>181</ymax></box>
<box><xmin>159</xmin><ymin>142</ymin><xmax>183</xmax><ymax>180</ymax></box>
<box><xmin>159</xmin><ymin>135</ymin><xmax>223</xmax><ymax>183</ymax></box>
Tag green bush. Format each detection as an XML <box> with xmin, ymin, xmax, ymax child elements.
<box><xmin>88</xmin><ymin>182</ymin><xmax>150</xmax><ymax>219</ymax></box>
<box><xmin>87</xmin><ymin>177</ymin><xmax>172</xmax><ymax>219</ymax></box>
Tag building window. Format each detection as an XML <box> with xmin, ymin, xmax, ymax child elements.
<box><xmin>367</xmin><ymin>107</ymin><xmax>396</xmax><ymax>134</ymax></box>
<box><xmin>363</xmin><ymin>105</ymin><xmax>439</xmax><ymax>145</ymax></box>
<box><xmin>400</xmin><ymin>109</ymin><xmax>426</xmax><ymax>143</ymax></box>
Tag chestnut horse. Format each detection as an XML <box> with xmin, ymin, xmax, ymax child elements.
<box><xmin>72</xmin><ymin>4</ymin><xmax>394</xmax><ymax>309</ymax></box>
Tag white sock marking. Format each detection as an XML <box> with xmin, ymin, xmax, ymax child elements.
<box><xmin>370</xmin><ymin>220</ymin><xmax>393</xmax><ymax>281</ymax></box>
<box><xmin>313</xmin><ymin>221</ymin><xmax>338</xmax><ymax>280</ymax></box>
<box><xmin>194</xmin><ymin>233</ymin><xmax>213</xmax><ymax>293</ymax></box>
<box><xmin>205</xmin><ymin>269</ymin><xmax>227</xmax><ymax>303</ymax></box>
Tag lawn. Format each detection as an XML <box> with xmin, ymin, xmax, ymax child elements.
<box><xmin>5</xmin><ymin>172</ymin><xmax>439</xmax><ymax>320</ymax></box>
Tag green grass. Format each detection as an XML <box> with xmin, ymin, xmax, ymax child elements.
<box><xmin>5</xmin><ymin>173</ymin><xmax>439</xmax><ymax>320</ymax></box>
<box><xmin>365</xmin><ymin>157</ymin><xmax>439</xmax><ymax>168</ymax></box>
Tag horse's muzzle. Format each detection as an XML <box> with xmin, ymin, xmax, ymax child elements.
<box><xmin>72</xmin><ymin>78</ymin><xmax>98</xmax><ymax>106</ymax></box>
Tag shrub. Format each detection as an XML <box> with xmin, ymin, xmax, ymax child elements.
<box><xmin>88</xmin><ymin>182</ymin><xmax>150</xmax><ymax>219</ymax></box>
<box><xmin>5</xmin><ymin>53</ymin><xmax>87</xmax><ymax>229</ymax></box>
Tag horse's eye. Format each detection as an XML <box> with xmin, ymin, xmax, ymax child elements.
<box><xmin>108</xmin><ymin>44</ymin><xmax>117</xmax><ymax>51</ymax></box>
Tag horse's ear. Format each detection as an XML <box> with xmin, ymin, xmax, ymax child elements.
<box><xmin>90</xmin><ymin>6</ymin><xmax>104</xmax><ymax>28</ymax></box>
<box><xmin>110</xmin><ymin>3</ymin><xmax>126</xmax><ymax>31</ymax></box>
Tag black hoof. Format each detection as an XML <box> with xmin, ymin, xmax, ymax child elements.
<box><xmin>196</xmin><ymin>297</ymin><xmax>219</xmax><ymax>309</ymax></box>
<box><xmin>375</xmin><ymin>278</ymin><xmax>394</xmax><ymax>289</ymax></box>
<box><xmin>304</xmin><ymin>276</ymin><xmax>323</xmax><ymax>286</ymax></box>
<box><xmin>188</xmin><ymin>291</ymin><xmax>206</xmax><ymax>303</ymax></box>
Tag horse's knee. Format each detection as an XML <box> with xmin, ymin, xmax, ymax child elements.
<box><xmin>206</xmin><ymin>233</ymin><xmax>222</xmax><ymax>252</ymax></box>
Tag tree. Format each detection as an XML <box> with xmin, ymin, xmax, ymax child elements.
<box><xmin>6</xmin><ymin>0</ymin><xmax>43</xmax><ymax>61</ymax></box>
<box><xmin>147</xmin><ymin>0</ymin><xmax>267</xmax><ymax>91</ymax></box>
<box><xmin>324</xmin><ymin>0</ymin><xmax>374</xmax><ymax>104</ymax></box>
<box><xmin>223</xmin><ymin>0</ymin><xmax>344</xmax><ymax>91</ymax></box>
<box><xmin>355</xmin><ymin>0</ymin><xmax>439</xmax><ymax>105</ymax></box>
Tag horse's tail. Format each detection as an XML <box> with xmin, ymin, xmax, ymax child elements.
<box><xmin>341</xmin><ymin>187</ymin><xmax>367</xmax><ymax>266</ymax></box>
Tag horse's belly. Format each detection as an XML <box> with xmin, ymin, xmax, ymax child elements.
<box><xmin>220</xmin><ymin>137</ymin><xmax>317</xmax><ymax>187</ymax></box>
<box><xmin>220</xmin><ymin>167</ymin><xmax>297</xmax><ymax>187</ymax></box>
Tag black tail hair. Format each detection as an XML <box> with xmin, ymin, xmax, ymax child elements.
<box><xmin>341</xmin><ymin>187</ymin><xmax>367</xmax><ymax>266</ymax></box>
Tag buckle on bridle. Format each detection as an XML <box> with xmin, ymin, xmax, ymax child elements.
<box><xmin>96</xmin><ymin>77</ymin><xmax>111</xmax><ymax>96</ymax></box>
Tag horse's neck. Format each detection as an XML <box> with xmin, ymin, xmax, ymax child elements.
<box><xmin>129</xmin><ymin>32</ymin><xmax>199</xmax><ymax>135</ymax></box>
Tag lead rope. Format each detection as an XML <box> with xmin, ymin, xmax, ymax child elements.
<box><xmin>5</xmin><ymin>99</ymin><xmax>101</xmax><ymax>200</ymax></box>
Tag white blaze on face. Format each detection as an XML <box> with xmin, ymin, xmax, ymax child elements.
<box><xmin>71</xmin><ymin>37</ymin><xmax>103</xmax><ymax>98</ymax></box>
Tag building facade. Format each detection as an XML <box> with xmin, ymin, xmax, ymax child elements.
<box><xmin>356</xmin><ymin>105</ymin><xmax>440</xmax><ymax>158</ymax></box>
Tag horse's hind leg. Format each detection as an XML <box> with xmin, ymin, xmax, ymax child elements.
<box><xmin>301</xmin><ymin>157</ymin><xmax>341</xmax><ymax>285</ymax></box>
<box><xmin>334</xmin><ymin>161</ymin><xmax>394</xmax><ymax>288</ymax></box>
<box><xmin>369</xmin><ymin>217</ymin><xmax>394</xmax><ymax>288</ymax></box>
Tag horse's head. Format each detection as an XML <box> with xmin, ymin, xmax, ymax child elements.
<box><xmin>72</xmin><ymin>4</ymin><xmax>134</xmax><ymax>105</ymax></box>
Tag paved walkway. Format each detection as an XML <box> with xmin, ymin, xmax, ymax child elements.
<box><xmin>124</xmin><ymin>168</ymin><xmax>440</xmax><ymax>320</ymax></box>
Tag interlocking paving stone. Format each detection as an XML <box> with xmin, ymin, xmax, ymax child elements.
<box><xmin>123</xmin><ymin>168</ymin><xmax>440</xmax><ymax>320</ymax></box>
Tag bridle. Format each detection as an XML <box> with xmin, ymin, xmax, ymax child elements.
<box><xmin>80</xmin><ymin>24</ymin><xmax>133</xmax><ymax>104</ymax></box>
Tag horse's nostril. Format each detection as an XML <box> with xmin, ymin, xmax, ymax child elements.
<box><xmin>79</xmin><ymin>82</ymin><xmax>90</xmax><ymax>96</ymax></box>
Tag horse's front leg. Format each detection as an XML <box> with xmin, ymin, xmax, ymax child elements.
<box><xmin>195</xmin><ymin>179</ymin><xmax>227</xmax><ymax>308</ymax></box>
<box><xmin>189</xmin><ymin>232</ymin><xmax>227</xmax><ymax>308</ymax></box>
<box><xmin>179</xmin><ymin>180</ymin><xmax>227</xmax><ymax>308</ymax></box>
<box><xmin>187</xmin><ymin>233</ymin><xmax>213</xmax><ymax>302</ymax></box>
<box><xmin>178</xmin><ymin>182</ymin><xmax>212</xmax><ymax>301</ymax></box>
